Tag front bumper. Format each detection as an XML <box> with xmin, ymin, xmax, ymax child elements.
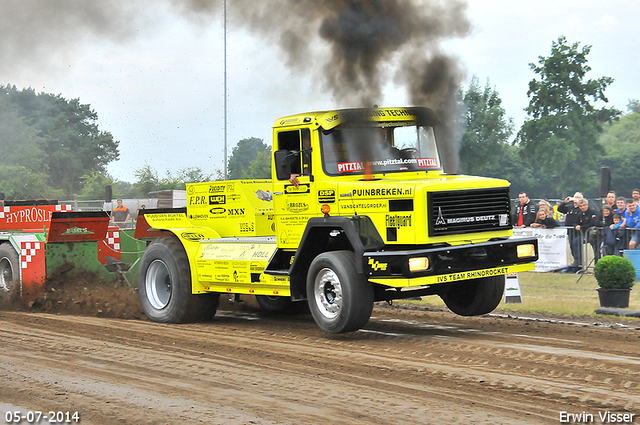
<box><xmin>364</xmin><ymin>237</ymin><xmax>538</xmax><ymax>287</ymax></box>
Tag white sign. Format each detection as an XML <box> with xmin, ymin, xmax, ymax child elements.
<box><xmin>513</xmin><ymin>227</ymin><xmax>568</xmax><ymax>272</ymax></box>
<box><xmin>504</xmin><ymin>273</ymin><xmax>523</xmax><ymax>303</ymax></box>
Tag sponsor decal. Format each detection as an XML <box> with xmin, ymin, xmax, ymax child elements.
<box><xmin>368</xmin><ymin>259</ymin><xmax>388</xmax><ymax>271</ymax></box>
<box><xmin>189</xmin><ymin>195</ymin><xmax>208</xmax><ymax>205</ymax></box>
<box><xmin>239</xmin><ymin>222</ymin><xmax>255</xmax><ymax>233</ymax></box>
<box><xmin>251</xmin><ymin>250</ymin><xmax>272</xmax><ymax>259</ymax></box>
<box><xmin>209</xmin><ymin>184</ymin><xmax>225</xmax><ymax>193</ymax></box>
<box><xmin>435</xmin><ymin>207</ymin><xmax>446</xmax><ymax>226</ymax></box>
<box><xmin>385</xmin><ymin>214</ymin><xmax>412</xmax><ymax>228</ymax></box>
<box><xmin>181</xmin><ymin>232</ymin><xmax>205</xmax><ymax>241</ymax></box>
<box><xmin>148</xmin><ymin>213</ymin><xmax>185</xmax><ymax>222</ymax></box>
<box><xmin>318</xmin><ymin>189</ymin><xmax>336</xmax><ymax>203</ymax></box>
<box><xmin>352</xmin><ymin>188</ymin><xmax>412</xmax><ymax>197</ymax></box>
<box><xmin>351</xmin><ymin>202</ymin><xmax>387</xmax><ymax>210</ymax></box>
<box><xmin>286</xmin><ymin>201</ymin><xmax>309</xmax><ymax>213</ymax></box>
<box><xmin>228</xmin><ymin>208</ymin><xmax>245</xmax><ymax>216</ymax></box>
<box><xmin>417</xmin><ymin>157</ymin><xmax>438</xmax><ymax>167</ymax></box>
<box><xmin>436</xmin><ymin>267</ymin><xmax>508</xmax><ymax>283</ymax></box>
<box><xmin>337</xmin><ymin>162</ymin><xmax>363</xmax><ymax>173</ymax></box>
<box><xmin>189</xmin><ymin>214</ymin><xmax>209</xmax><ymax>220</ymax></box>
<box><xmin>62</xmin><ymin>226</ymin><xmax>94</xmax><ymax>236</ymax></box>
<box><xmin>434</xmin><ymin>208</ymin><xmax>508</xmax><ymax>227</ymax></box>
<box><xmin>279</xmin><ymin>117</ymin><xmax>301</xmax><ymax>125</ymax></box>
<box><xmin>209</xmin><ymin>195</ymin><xmax>226</xmax><ymax>205</ymax></box>
<box><xmin>285</xmin><ymin>184</ymin><xmax>310</xmax><ymax>194</ymax></box>
<box><xmin>210</xmin><ymin>207</ymin><xmax>226</xmax><ymax>215</ymax></box>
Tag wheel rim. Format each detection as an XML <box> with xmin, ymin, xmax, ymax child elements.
<box><xmin>146</xmin><ymin>259</ymin><xmax>172</xmax><ymax>310</ymax></box>
<box><xmin>0</xmin><ymin>256</ymin><xmax>14</xmax><ymax>293</ymax></box>
<box><xmin>314</xmin><ymin>267</ymin><xmax>343</xmax><ymax>319</ymax></box>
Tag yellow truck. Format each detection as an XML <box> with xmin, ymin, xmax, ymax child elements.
<box><xmin>136</xmin><ymin>107</ymin><xmax>538</xmax><ymax>333</ymax></box>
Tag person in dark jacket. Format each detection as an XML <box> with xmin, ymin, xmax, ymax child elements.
<box><xmin>530</xmin><ymin>209</ymin><xmax>559</xmax><ymax>228</ymax></box>
<box><xmin>557</xmin><ymin>192</ymin><xmax>583</xmax><ymax>227</ymax></box>
<box><xmin>512</xmin><ymin>192</ymin><xmax>537</xmax><ymax>227</ymax></box>
<box><xmin>570</xmin><ymin>199</ymin><xmax>598</xmax><ymax>267</ymax></box>
<box><xmin>558</xmin><ymin>192</ymin><xmax>583</xmax><ymax>248</ymax></box>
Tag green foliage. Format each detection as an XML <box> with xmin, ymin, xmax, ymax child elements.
<box><xmin>228</xmin><ymin>137</ymin><xmax>271</xmax><ymax>179</ymax></box>
<box><xmin>0</xmin><ymin>85</ymin><xmax>119</xmax><ymax>198</ymax></box>
<box><xmin>0</xmin><ymin>165</ymin><xmax>64</xmax><ymax>199</ymax></box>
<box><xmin>129</xmin><ymin>164</ymin><xmax>217</xmax><ymax>197</ymax></box>
<box><xmin>457</xmin><ymin>76</ymin><xmax>541</xmax><ymax>193</ymax></box>
<box><xmin>246</xmin><ymin>150</ymin><xmax>272</xmax><ymax>179</ymax></box>
<box><xmin>628</xmin><ymin>99</ymin><xmax>640</xmax><ymax>114</ymax></box>
<box><xmin>459</xmin><ymin>75</ymin><xmax>515</xmax><ymax>176</ymax></box>
<box><xmin>77</xmin><ymin>171</ymin><xmax>114</xmax><ymax>200</ymax></box>
<box><xmin>599</xmin><ymin>112</ymin><xmax>640</xmax><ymax>197</ymax></box>
<box><xmin>594</xmin><ymin>255</ymin><xmax>636</xmax><ymax>289</ymax></box>
<box><xmin>517</xmin><ymin>36</ymin><xmax>621</xmax><ymax>198</ymax></box>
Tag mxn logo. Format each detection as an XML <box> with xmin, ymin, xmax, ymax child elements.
<box><xmin>368</xmin><ymin>258</ymin><xmax>388</xmax><ymax>271</ymax></box>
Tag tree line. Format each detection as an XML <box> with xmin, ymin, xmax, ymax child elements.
<box><xmin>1</xmin><ymin>36</ymin><xmax>638</xmax><ymax>201</ymax></box>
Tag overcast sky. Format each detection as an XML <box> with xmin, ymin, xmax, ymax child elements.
<box><xmin>1</xmin><ymin>0</ymin><xmax>638</xmax><ymax>183</ymax></box>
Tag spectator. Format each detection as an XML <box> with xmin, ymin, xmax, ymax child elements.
<box><xmin>111</xmin><ymin>199</ymin><xmax>131</xmax><ymax>229</ymax></box>
<box><xmin>633</xmin><ymin>189</ymin><xmax>640</xmax><ymax>205</ymax></box>
<box><xmin>558</xmin><ymin>192</ymin><xmax>583</xmax><ymax>244</ymax></box>
<box><xmin>538</xmin><ymin>200</ymin><xmax>552</xmax><ymax>215</ymax></box>
<box><xmin>605</xmin><ymin>190</ymin><xmax>616</xmax><ymax>210</ymax></box>
<box><xmin>598</xmin><ymin>205</ymin><xmax>614</xmax><ymax>227</ymax></box>
<box><xmin>569</xmin><ymin>199</ymin><xmax>597</xmax><ymax>267</ymax></box>
<box><xmin>531</xmin><ymin>209</ymin><xmax>559</xmax><ymax>228</ymax></box>
<box><xmin>616</xmin><ymin>196</ymin><xmax>627</xmax><ymax>216</ymax></box>
<box><xmin>603</xmin><ymin>213</ymin><xmax>625</xmax><ymax>256</ymax></box>
<box><xmin>558</xmin><ymin>192</ymin><xmax>583</xmax><ymax>228</ymax></box>
<box><xmin>623</xmin><ymin>199</ymin><xmax>640</xmax><ymax>249</ymax></box>
<box><xmin>593</xmin><ymin>205</ymin><xmax>614</xmax><ymax>261</ymax></box>
<box><xmin>552</xmin><ymin>201</ymin><xmax>564</xmax><ymax>223</ymax></box>
<box><xmin>512</xmin><ymin>192</ymin><xmax>537</xmax><ymax>227</ymax></box>
<box><xmin>134</xmin><ymin>204</ymin><xmax>146</xmax><ymax>228</ymax></box>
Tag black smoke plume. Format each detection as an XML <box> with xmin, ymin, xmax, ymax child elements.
<box><xmin>0</xmin><ymin>0</ymin><xmax>470</xmax><ymax>171</ymax></box>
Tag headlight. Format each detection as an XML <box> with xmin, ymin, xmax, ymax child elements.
<box><xmin>517</xmin><ymin>243</ymin><xmax>536</xmax><ymax>258</ymax></box>
<box><xmin>408</xmin><ymin>257</ymin><xmax>430</xmax><ymax>272</ymax></box>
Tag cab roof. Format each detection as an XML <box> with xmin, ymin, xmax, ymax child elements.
<box><xmin>273</xmin><ymin>106</ymin><xmax>440</xmax><ymax>131</ymax></box>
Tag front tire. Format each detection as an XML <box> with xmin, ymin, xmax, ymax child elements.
<box><xmin>306</xmin><ymin>251</ymin><xmax>373</xmax><ymax>334</ymax></box>
<box><xmin>0</xmin><ymin>244</ymin><xmax>19</xmax><ymax>305</ymax></box>
<box><xmin>440</xmin><ymin>275</ymin><xmax>505</xmax><ymax>316</ymax></box>
<box><xmin>138</xmin><ymin>236</ymin><xmax>219</xmax><ymax>323</ymax></box>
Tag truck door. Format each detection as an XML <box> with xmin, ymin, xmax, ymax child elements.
<box><xmin>272</xmin><ymin>128</ymin><xmax>318</xmax><ymax>249</ymax></box>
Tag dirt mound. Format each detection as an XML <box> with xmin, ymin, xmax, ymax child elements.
<box><xmin>4</xmin><ymin>271</ymin><xmax>146</xmax><ymax>320</ymax></box>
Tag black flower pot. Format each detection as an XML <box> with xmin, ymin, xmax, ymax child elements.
<box><xmin>597</xmin><ymin>288</ymin><xmax>631</xmax><ymax>308</ymax></box>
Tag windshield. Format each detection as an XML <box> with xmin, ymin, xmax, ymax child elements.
<box><xmin>320</xmin><ymin>124</ymin><xmax>440</xmax><ymax>175</ymax></box>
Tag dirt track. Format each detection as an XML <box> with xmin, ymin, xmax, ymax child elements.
<box><xmin>1</xmin><ymin>290</ymin><xmax>640</xmax><ymax>425</ymax></box>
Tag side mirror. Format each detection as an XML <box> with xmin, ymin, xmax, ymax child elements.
<box><xmin>274</xmin><ymin>149</ymin><xmax>300</xmax><ymax>180</ymax></box>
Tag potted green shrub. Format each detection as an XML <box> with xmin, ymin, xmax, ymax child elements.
<box><xmin>594</xmin><ymin>255</ymin><xmax>636</xmax><ymax>308</ymax></box>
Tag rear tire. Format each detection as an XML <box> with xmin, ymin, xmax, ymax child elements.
<box><xmin>0</xmin><ymin>244</ymin><xmax>19</xmax><ymax>305</ymax></box>
<box><xmin>306</xmin><ymin>251</ymin><xmax>373</xmax><ymax>334</ymax></box>
<box><xmin>138</xmin><ymin>236</ymin><xmax>219</xmax><ymax>323</ymax></box>
<box><xmin>440</xmin><ymin>275</ymin><xmax>505</xmax><ymax>316</ymax></box>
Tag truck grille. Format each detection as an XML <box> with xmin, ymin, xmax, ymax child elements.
<box><xmin>428</xmin><ymin>188</ymin><xmax>511</xmax><ymax>237</ymax></box>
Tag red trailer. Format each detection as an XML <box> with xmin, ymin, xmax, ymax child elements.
<box><xmin>0</xmin><ymin>203</ymin><xmax>127</xmax><ymax>304</ymax></box>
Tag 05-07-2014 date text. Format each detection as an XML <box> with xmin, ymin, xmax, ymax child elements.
<box><xmin>4</xmin><ymin>411</ymin><xmax>80</xmax><ymax>424</ymax></box>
